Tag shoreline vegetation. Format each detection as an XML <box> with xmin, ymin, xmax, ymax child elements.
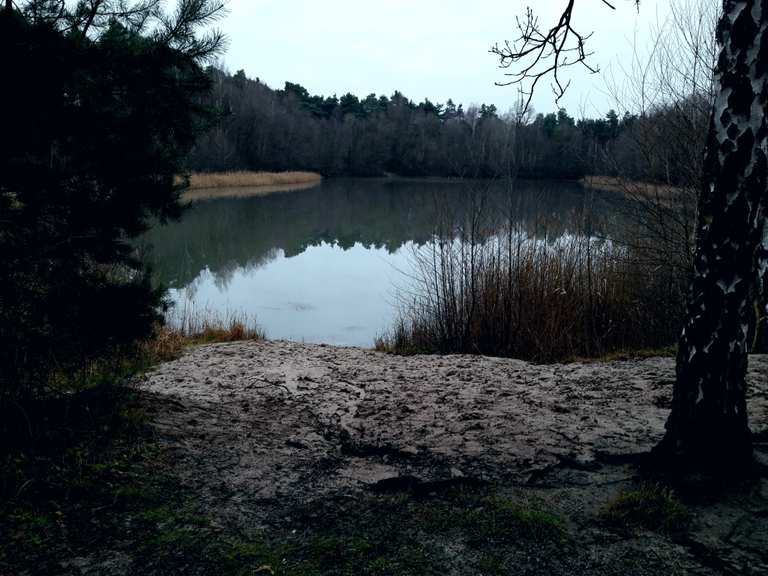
<box><xmin>144</xmin><ymin>307</ymin><xmax>265</xmax><ymax>364</ymax></box>
<box><xmin>182</xmin><ymin>171</ymin><xmax>322</xmax><ymax>201</ymax></box>
<box><xmin>376</xmin><ymin>233</ymin><xmax>685</xmax><ymax>362</ymax></box>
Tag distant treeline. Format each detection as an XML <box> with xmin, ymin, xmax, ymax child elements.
<box><xmin>190</xmin><ymin>68</ymin><xmax>669</xmax><ymax>180</ymax></box>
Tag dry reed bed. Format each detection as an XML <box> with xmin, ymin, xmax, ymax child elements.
<box><xmin>181</xmin><ymin>171</ymin><xmax>322</xmax><ymax>201</ymax></box>
<box><xmin>141</xmin><ymin>306</ymin><xmax>264</xmax><ymax>363</ymax></box>
<box><xmin>187</xmin><ymin>171</ymin><xmax>322</xmax><ymax>190</ymax></box>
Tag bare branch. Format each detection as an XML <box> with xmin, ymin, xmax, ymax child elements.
<box><xmin>492</xmin><ymin>0</ymin><xmax>624</xmax><ymax>112</ymax></box>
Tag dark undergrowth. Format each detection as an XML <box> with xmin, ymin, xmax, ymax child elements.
<box><xmin>0</xmin><ymin>310</ymin><xmax>263</xmax><ymax>454</ymax></box>
<box><xmin>0</xmin><ymin>387</ymin><xmax>571</xmax><ymax>576</ymax></box>
<box><xmin>3</xmin><ymin>379</ymin><xmax>757</xmax><ymax>576</ymax></box>
<box><xmin>0</xmin><ymin>314</ymin><xmax>265</xmax><ymax>575</ymax></box>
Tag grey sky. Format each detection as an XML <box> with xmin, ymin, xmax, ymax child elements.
<box><xmin>216</xmin><ymin>0</ymin><xmax>672</xmax><ymax>117</ymax></box>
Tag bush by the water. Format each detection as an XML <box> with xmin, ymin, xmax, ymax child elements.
<box><xmin>377</xmin><ymin>216</ymin><xmax>687</xmax><ymax>362</ymax></box>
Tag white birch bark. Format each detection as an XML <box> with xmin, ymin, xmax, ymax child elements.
<box><xmin>657</xmin><ymin>0</ymin><xmax>768</xmax><ymax>469</ymax></box>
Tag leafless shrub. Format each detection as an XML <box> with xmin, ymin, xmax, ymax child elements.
<box><xmin>378</xmin><ymin>189</ymin><xmax>685</xmax><ymax>362</ymax></box>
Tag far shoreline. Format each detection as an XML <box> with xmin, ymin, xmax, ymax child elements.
<box><xmin>180</xmin><ymin>171</ymin><xmax>686</xmax><ymax>204</ymax></box>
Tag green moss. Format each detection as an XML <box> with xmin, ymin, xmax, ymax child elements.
<box><xmin>463</xmin><ymin>496</ymin><xmax>565</xmax><ymax>544</ymax></box>
<box><xmin>600</xmin><ymin>483</ymin><xmax>689</xmax><ymax>534</ymax></box>
<box><xmin>222</xmin><ymin>540</ymin><xmax>284</xmax><ymax>575</ymax></box>
<box><xmin>417</xmin><ymin>492</ymin><xmax>565</xmax><ymax>545</ymax></box>
<box><xmin>6</xmin><ymin>508</ymin><xmax>53</xmax><ymax>548</ymax></box>
<box><xmin>476</xmin><ymin>553</ymin><xmax>506</xmax><ymax>575</ymax></box>
<box><xmin>139</xmin><ymin>502</ymin><xmax>211</xmax><ymax>548</ymax></box>
<box><xmin>112</xmin><ymin>483</ymin><xmax>149</xmax><ymax>503</ymax></box>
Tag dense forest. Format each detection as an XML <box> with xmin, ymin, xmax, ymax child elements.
<box><xmin>189</xmin><ymin>68</ymin><xmax>703</xmax><ymax>183</ymax></box>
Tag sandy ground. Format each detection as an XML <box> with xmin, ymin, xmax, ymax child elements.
<box><xmin>139</xmin><ymin>341</ymin><xmax>768</xmax><ymax>573</ymax></box>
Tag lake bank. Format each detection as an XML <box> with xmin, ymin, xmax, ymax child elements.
<box><xmin>135</xmin><ymin>340</ymin><xmax>767</xmax><ymax>574</ymax></box>
<box><xmin>141</xmin><ymin>341</ymin><xmax>768</xmax><ymax>499</ymax></box>
<box><xmin>5</xmin><ymin>341</ymin><xmax>767</xmax><ymax>575</ymax></box>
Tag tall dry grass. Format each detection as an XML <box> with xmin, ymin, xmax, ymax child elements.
<box><xmin>376</xmin><ymin>204</ymin><xmax>687</xmax><ymax>362</ymax></box>
<box><xmin>187</xmin><ymin>171</ymin><xmax>322</xmax><ymax>190</ymax></box>
<box><xmin>37</xmin><ymin>305</ymin><xmax>264</xmax><ymax>396</ymax></box>
<box><xmin>140</xmin><ymin>304</ymin><xmax>265</xmax><ymax>364</ymax></box>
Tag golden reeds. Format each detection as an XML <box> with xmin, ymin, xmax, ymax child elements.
<box><xmin>186</xmin><ymin>171</ymin><xmax>322</xmax><ymax>189</ymax></box>
<box><xmin>140</xmin><ymin>306</ymin><xmax>265</xmax><ymax>363</ymax></box>
<box><xmin>180</xmin><ymin>171</ymin><xmax>322</xmax><ymax>201</ymax></box>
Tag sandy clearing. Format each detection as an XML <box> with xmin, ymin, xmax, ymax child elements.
<box><xmin>138</xmin><ymin>341</ymin><xmax>768</xmax><ymax>527</ymax></box>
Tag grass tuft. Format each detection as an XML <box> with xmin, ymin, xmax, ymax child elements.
<box><xmin>464</xmin><ymin>496</ymin><xmax>566</xmax><ymax>544</ymax></box>
<box><xmin>139</xmin><ymin>305</ymin><xmax>265</xmax><ymax>364</ymax></box>
<box><xmin>599</xmin><ymin>483</ymin><xmax>689</xmax><ymax>534</ymax></box>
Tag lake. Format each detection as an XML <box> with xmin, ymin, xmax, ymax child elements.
<box><xmin>142</xmin><ymin>178</ymin><xmax>607</xmax><ymax>346</ymax></box>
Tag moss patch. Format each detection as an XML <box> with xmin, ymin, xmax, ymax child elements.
<box><xmin>600</xmin><ymin>483</ymin><xmax>689</xmax><ymax>534</ymax></box>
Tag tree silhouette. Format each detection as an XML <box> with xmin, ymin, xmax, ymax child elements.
<box><xmin>0</xmin><ymin>1</ymin><xmax>226</xmax><ymax>399</ymax></box>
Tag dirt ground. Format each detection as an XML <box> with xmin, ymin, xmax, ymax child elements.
<box><xmin>131</xmin><ymin>341</ymin><xmax>768</xmax><ymax>575</ymax></box>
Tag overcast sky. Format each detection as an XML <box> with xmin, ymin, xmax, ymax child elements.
<box><xmin>215</xmin><ymin>0</ymin><xmax>673</xmax><ymax>118</ymax></box>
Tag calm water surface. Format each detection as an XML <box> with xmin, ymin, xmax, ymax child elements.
<box><xmin>143</xmin><ymin>179</ymin><xmax>606</xmax><ymax>346</ymax></box>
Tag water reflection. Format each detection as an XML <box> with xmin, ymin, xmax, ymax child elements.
<box><xmin>142</xmin><ymin>178</ymin><xmax>604</xmax><ymax>345</ymax></box>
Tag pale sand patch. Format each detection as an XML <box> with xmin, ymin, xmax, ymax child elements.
<box><xmin>139</xmin><ymin>341</ymin><xmax>768</xmax><ymax>526</ymax></box>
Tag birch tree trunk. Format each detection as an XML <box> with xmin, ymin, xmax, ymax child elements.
<box><xmin>655</xmin><ymin>0</ymin><xmax>768</xmax><ymax>471</ymax></box>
